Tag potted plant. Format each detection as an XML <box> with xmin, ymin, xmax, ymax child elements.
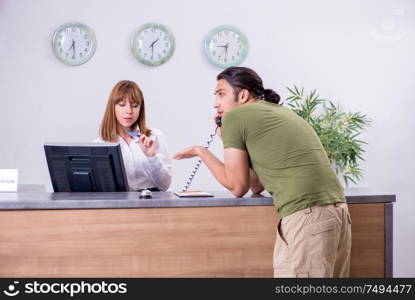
<box><xmin>285</xmin><ymin>86</ymin><xmax>371</xmax><ymax>186</ymax></box>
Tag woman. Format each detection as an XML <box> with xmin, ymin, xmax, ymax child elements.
<box><xmin>96</xmin><ymin>80</ymin><xmax>172</xmax><ymax>191</ymax></box>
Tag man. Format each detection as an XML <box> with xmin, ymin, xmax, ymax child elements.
<box><xmin>174</xmin><ymin>67</ymin><xmax>351</xmax><ymax>277</ymax></box>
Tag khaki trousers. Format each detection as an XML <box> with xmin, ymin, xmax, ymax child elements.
<box><xmin>273</xmin><ymin>202</ymin><xmax>352</xmax><ymax>278</ymax></box>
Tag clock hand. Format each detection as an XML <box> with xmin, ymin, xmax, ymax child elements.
<box><xmin>217</xmin><ymin>43</ymin><xmax>230</xmax><ymax>58</ymax></box>
<box><xmin>149</xmin><ymin>40</ymin><xmax>157</xmax><ymax>59</ymax></box>
<box><xmin>149</xmin><ymin>33</ymin><xmax>161</xmax><ymax>48</ymax></box>
<box><xmin>149</xmin><ymin>37</ymin><xmax>160</xmax><ymax>48</ymax></box>
<box><xmin>217</xmin><ymin>43</ymin><xmax>230</xmax><ymax>48</ymax></box>
<box><xmin>68</xmin><ymin>39</ymin><xmax>75</xmax><ymax>52</ymax></box>
<box><xmin>149</xmin><ymin>33</ymin><xmax>162</xmax><ymax>59</ymax></box>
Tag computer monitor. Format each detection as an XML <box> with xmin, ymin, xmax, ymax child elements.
<box><xmin>44</xmin><ymin>143</ymin><xmax>129</xmax><ymax>192</ymax></box>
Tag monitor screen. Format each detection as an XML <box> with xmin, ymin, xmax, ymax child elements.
<box><xmin>44</xmin><ymin>143</ymin><xmax>129</xmax><ymax>192</ymax></box>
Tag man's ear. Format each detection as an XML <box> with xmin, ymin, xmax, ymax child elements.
<box><xmin>238</xmin><ymin>89</ymin><xmax>250</xmax><ymax>103</ymax></box>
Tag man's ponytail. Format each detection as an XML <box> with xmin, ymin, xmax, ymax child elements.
<box><xmin>263</xmin><ymin>88</ymin><xmax>281</xmax><ymax>104</ymax></box>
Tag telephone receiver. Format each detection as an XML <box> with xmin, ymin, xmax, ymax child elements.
<box><xmin>215</xmin><ymin>116</ymin><xmax>222</xmax><ymax>127</ymax></box>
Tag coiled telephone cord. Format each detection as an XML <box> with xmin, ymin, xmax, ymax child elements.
<box><xmin>181</xmin><ymin>127</ymin><xmax>218</xmax><ymax>192</ymax></box>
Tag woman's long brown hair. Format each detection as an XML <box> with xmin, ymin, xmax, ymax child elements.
<box><xmin>100</xmin><ymin>80</ymin><xmax>151</xmax><ymax>142</ymax></box>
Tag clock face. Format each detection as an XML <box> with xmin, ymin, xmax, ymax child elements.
<box><xmin>204</xmin><ymin>25</ymin><xmax>249</xmax><ymax>68</ymax></box>
<box><xmin>131</xmin><ymin>23</ymin><xmax>175</xmax><ymax>67</ymax></box>
<box><xmin>52</xmin><ymin>22</ymin><xmax>96</xmax><ymax>66</ymax></box>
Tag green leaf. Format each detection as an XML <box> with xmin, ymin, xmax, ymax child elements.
<box><xmin>284</xmin><ymin>85</ymin><xmax>370</xmax><ymax>186</ymax></box>
<box><xmin>287</xmin><ymin>86</ymin><xmax>296</xmax><ymax>95</ymax></box>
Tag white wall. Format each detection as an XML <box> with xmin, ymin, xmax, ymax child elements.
<box><xmin>1</xmin><ymin>0</ymin><xmax>414</xmax><ymax>276</ymax></box>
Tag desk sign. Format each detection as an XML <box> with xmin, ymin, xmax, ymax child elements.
<box><xmin>0</xmin><ymin>169</ymin><xmax>18</xmax><ymax>192</ymax></box>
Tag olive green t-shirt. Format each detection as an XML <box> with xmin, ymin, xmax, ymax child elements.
<box><xmin>222</xmin><ymin>101</ymin><xmax>345</xmax><ymax>218</ymax></box>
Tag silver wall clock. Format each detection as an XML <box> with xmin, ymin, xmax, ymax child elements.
<box><xmin>204</xmin><ymin>25</ymin><xmax>249</xmax><ymax>68</ymax></box>
<box><xmin>131</xmin><ymin>23</ymin><xmax>175</xmax><ymax>67</ymax></box>
<box><xmin>52</xmin><ymin>22</ymin><xmax>97</xmax><ymax>66</ymax></box>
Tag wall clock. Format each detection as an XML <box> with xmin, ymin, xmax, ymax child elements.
<box><xmin>131</xmin><ymin>23</ymin><xmax>175</xmax><ymax>67</ymax></box>
<box><xmin>204</xmin><ymin>25</ymin><xmax>249</xmax><ymax>68</ymax></box>
<box><xmin>52</xmin><ymin>22</ymin><xmax>97</xmax><ymax>66</ymax></box>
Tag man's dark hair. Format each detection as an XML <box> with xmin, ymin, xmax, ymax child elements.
<box><xmin>217</xmin><ymin>66</ymin><xmax>281</xmax><ymax>104</ymax></box>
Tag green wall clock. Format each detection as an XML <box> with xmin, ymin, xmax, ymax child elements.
<box><xmin>52</xmin><ymin>22</ymin><xmax>97</xmax><ymax>66</ymax></box>
<box><xmin>204</xmin><ymin>25</ymin><xmax>249</xmax><ymax>69</ymax></box>
<box><xmin>131</xmin><ymin>23</ymin><xmax>175</xmax><ymax>67</ymax></box>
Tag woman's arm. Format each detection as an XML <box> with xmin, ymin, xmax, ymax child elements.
<box><xmin>140</xmin><ymin>129</ymin><xmax>172</xmax><ymax>191</ymax></box>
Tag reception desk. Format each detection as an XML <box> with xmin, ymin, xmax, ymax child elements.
<box><xmin>0</xmin><ymin>190</ymin><xmax>395</xmax><ymax>277</ymax></box>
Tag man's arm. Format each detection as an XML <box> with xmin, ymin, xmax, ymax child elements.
<box><xmin>250</xmin><ymin>169</ymin><xmax>264</xmax><ymax>194</ymax></box>
<box><xmin>196</xmin><ymin>147</ymin><xmax>250</xmax><ymax>197</ymax></box>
